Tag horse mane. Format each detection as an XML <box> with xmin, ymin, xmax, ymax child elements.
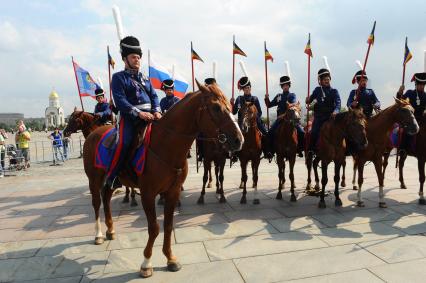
<box><xmin>370</xmin><ymin>98</ymin><xmax>412</xmax><ymax>122</ymax></box>
<box><xmin>206</xmin><ymin>83</ymin><xmax>232</xmax><ymax>112</ymax></box>
<box><xmin>334</xmin><ymin>111</ymin><xmax>348</xmax><ymax>122</ymax></box>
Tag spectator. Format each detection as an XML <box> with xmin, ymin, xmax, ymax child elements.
<box><xmin>63</xmin><ymin>136</ymin><xmax>70</xmax><ymax>160</ymax></box>
<box><xmin>16</xmin><ymin>126</ymin><xmax>31</xmax><ymax>169</ymax></box>
<box><xmin>0</xmin><ymin>129</ymin><xmax>7</xmax><ymax>177</ymax></box>
<box><xmin>48</xmin><ymin>128</ymin><xmax>64</xmax><ymax>163</ymax></box>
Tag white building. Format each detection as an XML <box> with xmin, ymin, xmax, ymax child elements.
<box><xmin>45</xmin><ymin>90</ymin><xmax>65</xmax><ymax>128</ymax></box>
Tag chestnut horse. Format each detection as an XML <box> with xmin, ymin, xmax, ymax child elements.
<box><xmin>197</xmin><ymin>140</ymin><xmax>229</xmax><ymax>204</ymax></box>
<box><xmin>63</xmin><ymin>110</ymin><xmax>139</xmax><ymax>207</ymax></box>
<box><xmin>348</xmin><ymin>98</ymin><xmax>419</xmax><ymax>208</ymax></box>
<box><xmin>382</xmin><ymin>113</ymin><xmax>426</xmax><ymax>204</ymax></box>
<box><xmin>275</xmin><ymin>103</ymin><xmax>302</xmax><ymax>202</ymax></box>
<box><xmin>237</xmin><ymin>102</ymin><xmax>262</xmax><ymax>204</ymax></box>
<box><xmin>83</xmin><ymin>82</ymin><xmax>243</xmax><ymax>278</ymax></box>
<box><xmin>307</xmin><ymin>108</ymin><xmax>368</xmax><ymax>208</ymax></box>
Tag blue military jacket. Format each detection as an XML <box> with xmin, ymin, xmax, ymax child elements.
<box><xmin>233</xmin><ymin>94</ymin><xmax>262</xmax><ymax>118</ymax></box>
<box><xmin>111</xmin><ymin>70</ymin><xmax>160</xmax><ymax>119</ymax></box>
<box><xmin>267</xmin><ymin>92</ymin><xmax>297</xmax><ymax>116</ymax></box>
<box><xmin>160</xmin><ymin>95</ymin><xmax>180</xmax><ymax>113</ymax></box>
<box><xmin>308</xmin><ymin>86</ymin><xmax>341</xmax><ymax>119</ymax></box>
<box><xmin>94</xmin><ymin>102</ymin><xmax>112</xmax><ymax>123</ymax></box>
<box><xmin>347</xmin><ymin>88</ymin><xmax>380</xmax><ymax>118</ymax></box>
<box><xmin>402</xmin><ymin>89</ymin><xmax>426</xmax><ymax>120</ymax></box>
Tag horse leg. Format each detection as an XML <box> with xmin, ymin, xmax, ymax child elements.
<box><xmin>157</xmin><ymin>193</ymin><xmax>165</xmax><ymax>206</ymax></box>
<box><xmin>198</xmin><ymin>160</ymin><xmax>210</xmax><ymax>205</ymax></box>
<box><xmin>334</xmin><ymin>162</ymin><xmax>342</xmax><ymax>207</ymax></box>
<box><xmin>123</xmin><ymin>186</ymin><xmax>130</xmax><ymax>203</ymax></box>
<box><xmin>90</xmin><ymin>179</ymin><xmax>104</xmax><ymax>245</ymax></box>
<box><xmin>289</xmin><ymin>156</ymin><xmax>297</xmax><ymax>202</ymax></box>
<box><xmin>218</xmin><ymin>161</ymin><xmax>226</xmax><ymax>203</ymax></box>
<box><xmin>252</xmin><ymin>159</ymin><xmax>260</xmax><ymax>205</ymax></box>
<box><xmin>214</xmin><ymin>163</ymin><xmax>220</xmax><ymax>195</ymax></box>
<box><xmin>131</xmin><ymin>187</ymin><xmax>138</xmax><ymax>207</ymax></box>
<box><xmin>276</xmin><ymin>155</ymin><xmax>284</xmax><ymax>200</ymax></box>
<box><xmin>162</xmin><ymin>188</ymin><xmax>182</xmax><ymax>273</ymax></box>
<box><xmin>373</xmin><ymin>158</ymin><xmax>387</xmax><ymax>208</ymax></box>
<box><xmin>240</xmin><ymin>160</ymin><xmax>248</xmax><ymax>204</ymax></box>
<box><xmin>140</xmin><ymin>191</ymin><xmax>160</xmax><ymax>278</ymax></box>
<box><xmin>305</xmin><ymin>151</ymin><xmax>313</xmax><ymax>190</ymax></box>
<box><xmin>313</xmin><ymin>156</ymin><xmax>320</xmax><ymax>191</ymax></box>
<box><xmin>382</xmin><ymin>151</ymin><xmax>390</xmax><ymax>181</ymax></box>
<box><xmin>207</xmin><ymin>164</ymin><xmax>213</xmax><ymax>188</ymax></box>
<box><xmin>418</xmin><ymin>158</ymin><xmax>425</xmax><ymax>205</ymax></box>
<box><xmin>340</xmin><ymin>159</ymin><xmax>346</xmax><ymax>187</ymax></box>
<box><xmin>101</xmin><ymin>187</ymin><xmax>115</xmax><ymax>241</ymax></box>
<box><xmin>318</xmin><ymin>160</ymin><xmax>328</xmax><ymax>208</ymax></box>
<box><xmin>399</xmin><ymin>151</ymin><xmax>408</xmax><ymax>189</ymax></box>
<box><xmin>352</xmin><ymin>160</ymin><xmax>358</xmax><ymax>190</ymax></box>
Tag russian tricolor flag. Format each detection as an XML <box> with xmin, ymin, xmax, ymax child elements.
<box><xmin>148</xmin><ymin>52</ymin><xmax>189</xmax><ymax>98</ymax></box>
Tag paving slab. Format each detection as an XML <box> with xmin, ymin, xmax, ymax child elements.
<box><xmin>281</xmin><ymin>269</ymin><xmax>384</xmax><ymax>283</ymax></box>
<box><xmin>382</xmin><ymin>215</ymin><xmax>426</xmax><ymax>235</ymax></box>
<box><xmin>0</xmin><ymin>239</ymin><xmax>46</xmax><ymax>259</ymax></box>
<box><xmin>368</xmin><ymin>258</ymin><xmax>426</xmax><ymax>283</ymax></box>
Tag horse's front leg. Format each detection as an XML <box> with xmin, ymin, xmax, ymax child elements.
<box><xmin>399</xmin><ymin>151</ymin><xmax>408</xmax><ymax>189</ymax></box>
<box><xmin>101</xmin><ymin>187</ymin><xmax>115</xmax><ymax>241</ymax></box>
<box><xmin>305</xmin><ymin>151</ymin><xmax>313</xmax><ymax>190</ymax></box>
<box><xmin>131</xmin><ymin>187</ymin><xmax>138</xmax><ymax>207</ymax></box>
<box><xmin>319</xmin><ymin>160</ymin><xmax>329</xmax><ymax>208</ymax></box>
<box><xmin>382</xmin><ymin>151</ymin><xmax>391</xmax><ymax>180</ymax></box>
<box><xmin>214</xmin><ymin>163</ymin><xmax>220</xmax><ymax>195</ymax></box>
<box><xmin>313</xmin><ymin>156</ymin><xmax>321</xmax><ymax>191</ymax></box>
<box><xmin>353</xmin><ymin>159</ymin><xmax>358</xmax><ymax>190</ymax></box>
<box><xmin>373</xmin><ymin>158</ymin><xmax>387</xmax><ymax>208</ymax></box>
<box><xmin>123</xmin><ymin>186</ymin><xmax>130</xmax><ymax>203</ymax></box>
<box><xmin>207</xmin><ymin>164</ymin><xmax>213</xmax><ymax>188</ymax></box>
<box><xmin>218</xmin><ymin>159</ymin><xmax>226</xmax><ymax>203</ymax></box>
<box><xmin>341</xmin><ymin>159</ymin><xmax>346</xmax><ymax>187</ymax></box>
<box><xmin>252</xmin><ymin>158</ymin><xmax>260</xmax><ymax>204</ymax></box>
<box><xmin>418</xmin><ymin>158</ymin><xmax>425</xmax><ymax>205</ymax></box>
<box><xmin>289</xmin><ymin>155</ymin><xmax>297</xmax><ymax>202</ymax></box>
<box><xmin>276</xmin><ymin>154</ymin><xmax>284</xmax><ymax>200</ymax></box>
<box><xmin>198</xmin><ymin>160</ymin><xmax>210</xmax><ymax>205</ymax></box>
<box><xmin>334</xmin><ymin>161</ymin><xmax>342</xmax><ymax>207</ymax></box>
<box><xmin>240</xmin><ymin>160</ymin><xmax>248</xmax><ymax>204</ymax></box>
<box><xmin>356</xmin><ymin>162</ymin><xmax>365</xmax><ymax>207</ymax></box>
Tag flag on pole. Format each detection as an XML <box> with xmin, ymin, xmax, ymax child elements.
<box><xmin>149</xmin><ymin>54</ymin><xmax>188</xmax><ymax>98</ymax></box>
<box><xmin>265</xmin><ymin>46</ymin><xmax>273</xmax><ymax>62</ymax></box>
<box><xmin>233</xmin><ymin>40</ymin><xmax>247</xmax><ymax>57</ymax></box>
<box><xmin>304</xmin><ymin>33</ymin><xmax>313</xmax><ymax>57</ymax></box>
<box><xmin>108</xmin><ymin>51</ymin><xmax>115</xmax><ymax>69</ymax></box>
<box><xmin>403</xmin><ymin>37</ymin><xmax>413</xmax><ymax>66</ymax></box>
<box><xmin>367</xmin><ymin>21</ymin><xmax>376</xmax><ymax>45</ymax></box>
<box><xmin>72</xmin><ymin>60</ymin><xmax>100</xmax><ymax>99</ymax></box>
<box><xmin>191</xmin><ymin>46</ymin><xmax>204</xmax><ymax>62</ymax></box>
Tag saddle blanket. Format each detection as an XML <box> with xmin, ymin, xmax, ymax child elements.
<box><xmin>94</xmin><ymin>124</ymin><xmax>151</xmax><ymax>175</ymax></box>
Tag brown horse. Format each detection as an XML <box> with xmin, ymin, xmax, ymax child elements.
<box><xmin>237</xmin><ymin>102</ymin><xmax>262</xmax><ymax>204</ymax></box>
<box><xmin>197</xmin><ymin>140</ymin><xmax>229</xmax><ymax>204</ymax></box>
<box><xmin>63</xmin><ymin>110</ymin><xmax>139</xmax><ymax>207</ymax></box>
<box><xmin>83</xmin><ymin>81</ymin><xmax>243</xmax><ymax>278</ymax></box>
<box><xmin>275</xmin><ymin>103</ymin><xmax>302</xmax><ymax>202</ymax></box>
<box><xmin>308</xmin><ymin>108</ymin><xmax>368</xmax><ymax>208</ymax></box>
<box><xmin>382</xmin><ymin>114</ymin><xmax>426</xmax><ymax>204</ymax></box>
<box><xmin>348</xmin><ymin>98</ymin><xmax>419</xmax><ymax>208</ymax></box>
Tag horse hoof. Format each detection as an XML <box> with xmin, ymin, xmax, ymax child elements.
<box><xmin>335</xmin><ymin>199</ymin><xmax>342</xmax><ymax>207</ymax></box>
<box><xmin>305</xmin><ymin>184</ymin><xmax>312</xmax><ymax>191</ymax></box>
<box><xmin>379</xmin><ymin>202</ymin><xmax>387</xmax><ymax>208</ymax></box>
<box><xmin>207</xmin><ymin>183</ymin><xmax>212</xmax><ymax>189</ymax></box>
<box><xmin>106</xmin><ymin>232</ymin><xmax>115</xmax><ymax>240</ymax></box>
<box><xmin>290</xmin><ymin>194</ymin><xmax>297</xmax><ymax>202</ymax></box>
<box><xmin>177</xmin><ymin>200</ymin><xmax>181</xmax><ymax>207</ymax></box>
<box><xmin>197</xmin><ymin>196</ymin><xmax>204</xmax><ymax>205</ymax></box>
<box><xmin>276</xmin><ymin>192</ymin><xmax>283</xmax><ymax>200</ymax></box>
<box><xmin>122</xmin><ymin>196</ymin><xmax>129</xmax><ymax>203</ymax></box>
<box><xmin>314</xmin><ymin>184</ymin><xmax>320</xmax><ymax>191</ymax></box>
<box><xmin>341</xmin><ymin>181</ymin><xmax>346</xmax><ymax>188</ymax></box>
<box><xmin>219</xmin><ymin>196</ymin><xmax>227</xmax><ymax>203</ymax></box>
<box><xmin>131</xmin><ymin>200</ymin><xmax>138</xmax><ymax>207</ymax></box>
<box><xmin>318</xmin><ymin>201</ymin><xmax>326</xmax><ymax>209</ymax></box>
<box><xmin>157</xmin><ymin>198</ymin><xmax>165</xmax><ymax>206</ymax></box>
<box><xmin>401</xmin><ymin>184</ymin><xmax>407</xmax><ymax>189</ymax></box>
<box><xmin>94</xmin><ymin>237</ymin><xmax>104</xmax><ymax>245</ymax></box>
<box><xmin>253</xmin><ymin>199</ymin><xmax>260</xmax><ymax>205</ymax></box>
<box><xmin>419</xmin><ymin>199</ymin><xmax>426</xmax><ymax>205</ymax></box>
<box><xmin>140</xmin><ymin>267</ymin><xmax>153</xmax><ymax>278</ymax></box>
<box><xmin>353</xmin><ymin>186</ymin><xmax>358</xmax><ymax>191</ymax></box>
<box><xmin>167</xmin><ymin>261</ymin><xmax>182</xmax><ymax>272</ymax></box>
<box><xmin>357</xmin><ymin>201</ymin><xmax>365</xmax><ymax>207</ymax></box>
<box><xmin>239</xmin><ymin>183</ymin><xmax>244</xmax><ymax>189</ymax></box>
<box><xmin>252</xmin><ymin>184</ymin><xmax>257</xmax><ymax>189</ymax></box>
<box><xmin>240</xmin><ymin>196</ymin><xmax>247</xmax><ymax>204</ymax></box>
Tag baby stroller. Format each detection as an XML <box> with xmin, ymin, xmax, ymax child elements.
<box><xmin>6</xmin><ymin>144</ymin><xmax>24</xmax><ymax>171</ymax></box>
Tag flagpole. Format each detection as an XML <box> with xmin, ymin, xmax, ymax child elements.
<box><xmin>264</xmin><ymin>41</ymin><xmax>270</xmax><ymax>129</ymax></box>
<box><xmin>356</xmin><ymin>21</ymin><xmax>376</xmax><ymax>102</ymax></box>
<box><xmin>397</xmin><ymin>36</ymin><xmax>409</xmax><ymax>168</ymax></box>
<box><xmin>107</xmin><ymin>46</ymin><xmax>113</xmax><ymax>102</ymax></box>
<box><xmin>402</xmin><ymin>37</ymin><xmax>408</xmax><ymax>86</ymax></box>
<box><xmin>305</xmin><ymin>33</ymin><xmax>311</xmax><ymax>154</ymax></box>
<box><xmin>71</xmin><ymin>56</ymin><xmax>84</xmax><ymax>111</ymax></box>
<box><xmin>231</xmin><ymin>35</ymin><xmax>236</xmax><ymax>107</ymax></box>
<box><xmin>191</xmin><ymin>42</ymin><xmax>199</xmax><ymax>173</ymax></box>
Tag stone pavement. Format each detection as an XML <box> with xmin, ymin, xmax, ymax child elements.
<box><xmin>0</xmin><ymin>154</ymin><xmax>425</xmax><ymax>282</ymax></box>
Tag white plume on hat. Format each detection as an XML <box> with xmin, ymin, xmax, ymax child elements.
<box><xmin>112</xmin><ymin>5</ymin><xmax>124</xmax><ymax>41</ymax></box>
<box><xmin>424</xmin><ymin>50</ymin><xmax>426</xmax><ymax>72</ymax></box>
<box><xmin>323</xmin><ymin>56</ymin><xmax>331</xmax><ymax>72</ymax></box>
<box><xmin>97</xmin><ymin>77</ymin><xmax>104</xmax><ymax>89</ymax></box>
<box><xmin>356</xmin><ymin>60</ymin><xmax>363</xmax><ymax>70</ymax></box>
<box><xmin>239</xmin><ymin>60</ymin><xmax>249</xmax><ymax>77</ymax></box>
<box><xmin>285</xmin><ymin>61</ymin><xmax>291</xmax><ymax>78</ymax></box>
<box><xmin>212</xmin><ymin>61</ymin><xmax>217</xmax><ymax>79</ymax></box>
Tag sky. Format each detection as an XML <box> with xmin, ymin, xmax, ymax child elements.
<box><xmin>0</xmin><ymin>0</ymin><xmax>426</xmax><ymax>118</ymax></box>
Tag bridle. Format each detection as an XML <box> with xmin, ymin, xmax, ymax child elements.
<box><xmin>239</xmin><ymin>104</ymin><xmax>257</xmax><ymax>133</ymax></box>
<box><xmin>65</xmin><ymin>112</ymin><xmax>99</xmax><ymax>136</ymax></box>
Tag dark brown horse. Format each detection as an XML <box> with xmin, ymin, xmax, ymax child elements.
<box><xmin>197</xmin><ymin>140</ymin><xmax>229</xmax><ymax>204</ymax></box>
<box><xmin>308</xmin><ymin>108</ymin><xmax>368</xmax><ymax>208</ymax></box>
<box><xmin>63</xmin><ymin>110</ymin><xmax>139</xmax><ymax>207</ymax></box>
<box><xmin>237</xmin><ymin>102</ymin><xmax>262</xmax><ymax>204</ymax></box>
<box><xmin>275</xmin><ymin>103</ymin><xmax>301</xmax><ymax>202</ymax></box>
<box><xmin>82</xmin><ymin>81</ymin><xmax>243</xmax><ymax>278</ymax></box>
<box><xmin>348</xmin><ymin>98</ymin><xmax>419</xmax><ymax>208</ymax></box>
<box><xmin>382</xmin><ymin>113</ymin><xmax>426</xmax><ymax>204</ymax></box>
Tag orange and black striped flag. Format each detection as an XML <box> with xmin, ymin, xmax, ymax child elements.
<box><xmin>403</xmin><ymin>37</ymin><xmax>413</xmax><ymax>66</ymax></box>
<box><xmin>304</xmin><ymin>33</ymin><xmax>313</xmax><ymax>58</ymax></box>
<box><xmin>367</xmin><ymin>21</ymin><xmax>376</xmax><ymax>45</ymax></box>
<box><xmin>108</xmin><ymin>51</ymin><xmax>115</xmax><ymax>69</ymax></box>
<box><xmin>265</xmin><ymin>44</ymin><xmax>273</xmax><ymax>62</ymax></box>
<box><xmin>233</xmin><ymin>41</ymin><xmax>247</xmax><ymax>57</ymax></box>
<box><xmin>191</xmin><ymin>43</ymin><xmax>204</xmax><ymax>62</ymax></box>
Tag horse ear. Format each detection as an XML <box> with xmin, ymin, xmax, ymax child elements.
<box><xmin>196</xmin><ymin>79</ymin><xmax>209</xmax><ymax>93</ymax></box>
<box><xmin>394</xmin><ymin>96</ymin><xmax>402</xmax><ymax>104</ymax></box>
<box><xmin>74</xmin><ymin>106</ymin><xmax>77</xmax><ymax>112</ymax></box>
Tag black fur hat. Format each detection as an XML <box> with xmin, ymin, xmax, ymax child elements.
<box><xmin>318</xmin><ymin>68</ymin><xmax>331</xmax><ymax>79</ymax></box>
<box><xmin>279</xmin><ymin>76</ymin><xmax>291</xmax><ymax>86</ymax></box>
<box><xmin>411</xmin><ymin>72</ymin><xmax>426</xmax><ymax>84</ymax></box>
<box><xmin>95</xmin><ymin>88</ymin><xmax>105</xmax><ymax>97</ymax></box>
<box><xmin>204</xmin><ymin>78</ymin><xmax>217</xmax><ymax>85</ymax></box>
<box><xmin>352</xmin><ymin>70</ymin><xmax>368</xmax><ymax>84</ymax></box>
<box><xmin>161</xmin><ymin>79</ymin><xmax>174</xmax><ymax>90</ymax></box>
<box><xmin>238</xmin><ymin>76</ymin><xmax>251</xmax><ymax>90</ymax></box>
<box><xmin>120</xmin><ymin>36</ymin><xmax>142</xmax><ymax>58</ymax></box>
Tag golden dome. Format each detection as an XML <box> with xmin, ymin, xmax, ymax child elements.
<box><xmin>49</xmin><ymin>90</ymin><xmax>59</xmax><ymax>99</ymax></box>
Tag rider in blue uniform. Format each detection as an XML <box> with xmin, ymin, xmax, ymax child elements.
<box><xmin>104</xmin><ymin>36</ymin><xmax>161</xmax><ymax>190</ymax></box>
<box><xmin>347</xmin><ymin>70</ymin><xmax>380</xmax><ymax>118</ymax></box>
<box><xmin>231</xmin><ymin>76</ymin><xmax>269</xmax><ymax>157</ymax></box>
<box><xmin>160</xmin><ymin>79</ymin><xmax>180</xmax><ymax>113</ymax></box>
<box><xmin>265</xmin><ymin>75</ymin><xmax>305</xmax><ymax>158</ymax></box>
<box><xmin>94</xmin><ymin>88</ymin><xmax>112</xmax><ymax>125</ymax></box>
<box><xmin>306</xmin><ymin>68</ymin><xmax>341</xmax><ymax>153</ymax></box>
<box><xmin>397</xmin><ymin>72</ymin><xmax>426</xmax><ymax>154</ymax></box>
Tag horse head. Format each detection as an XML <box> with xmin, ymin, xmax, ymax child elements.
<box><xmin>196</xmin><ymin>81</ymin><xmax>244</xmax><ymax>152</ymax></box>
<box><xmin>283</xmin><ymin>102</ymin><xmax>301</xmax><ymax>126</ymax></box>
<box><xmin>339</xmin><ymin>107</ymin><xmax>368</xmax><ymax>152</ymax></box>
<box><xmin>63</xmin><ymin>108</ymin><xmax>97</xmax><ymax>137</ymax></box>
<box><xmin>394</xmin><ymin>97</ymin><xmax>419</xmax><ymax>135</ymax></box>
<box><xmin>238</xmin><ymin>101</ymin><xmax>258</xmax><ymax>134</ymax></box>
